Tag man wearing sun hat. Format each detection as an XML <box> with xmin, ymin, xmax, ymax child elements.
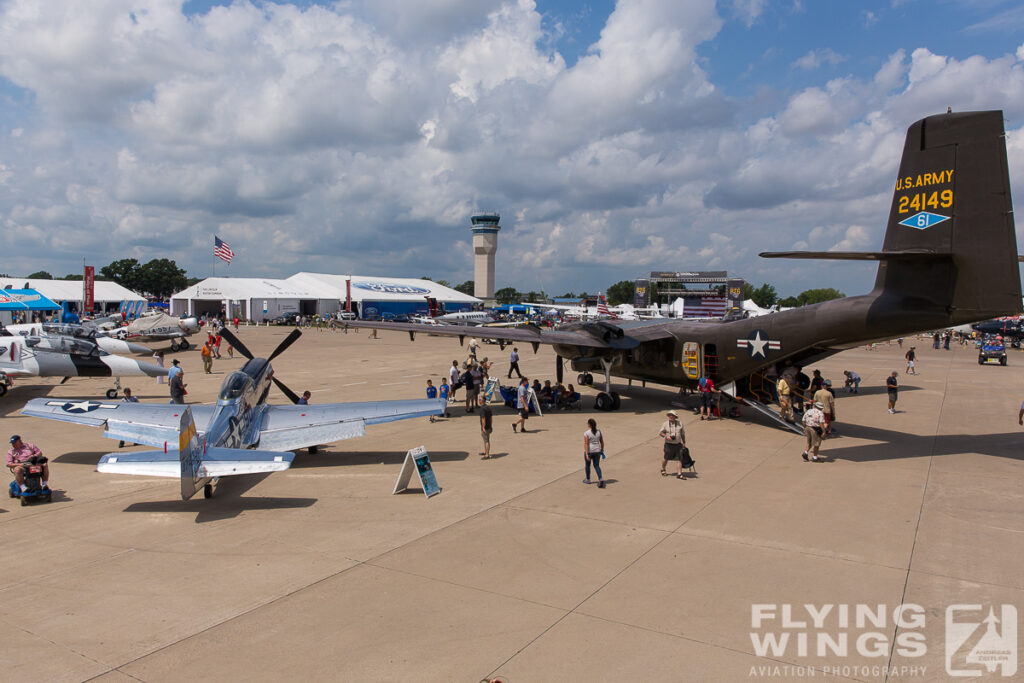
<box><xmin>802</xmin><ymin>401</ymin><xmax>826</xmax><ymax>462</ymax></box>
<box><xmin>658</xmin><ymin>410</ymin><xmax>693</xmax><ymax>478</ymax></box>
<box><xmin>7</xmin><ymin>435</ymin><xmax>49</xmax><ymax>493</ymax></box>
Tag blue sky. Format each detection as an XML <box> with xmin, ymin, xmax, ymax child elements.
<box><xmin>1</xmin><ymin>0</ymin><xmax>1023</xmax><ymax>298</ymax></box>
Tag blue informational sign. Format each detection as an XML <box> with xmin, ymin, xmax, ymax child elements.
<box><xmin>392</xmin><ymin>446</ymin><xmax>440</xmax><ymax>498</ymax></box>
<box><xmin>414</xmin><ymin>451</ymin><xmax>440</xmax><ymax>498</ymax></box>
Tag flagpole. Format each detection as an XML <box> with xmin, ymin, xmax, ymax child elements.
<box><xmin>212</xmin><ymin>235</ymin><xmax>216</xmax><ymax>278</ymax></box>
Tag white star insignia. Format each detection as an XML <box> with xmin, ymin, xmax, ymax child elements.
<box><xmin>748</xmin><ymin>331</ymin><xmax>768</xmax><ymax>358</ymax></box>
<box><xmin>68</xmin><ymin>400</ymin><xmax>97</xmax><ymax>411</ymax></box>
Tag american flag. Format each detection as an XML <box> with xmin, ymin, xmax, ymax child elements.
<box><xmin>684</xmin><ymin>297</ymin><xmax>729</xmax><ymax>318</ymax></box>
<box><xmin>214</xmin><ymin>236</ymin><xmax>234</xmax><ymax>264</ymax></box>
<box><xmin>596</xmin><ymin>295</ymin><xmax>618</xmax><ymax>319</ymax></box>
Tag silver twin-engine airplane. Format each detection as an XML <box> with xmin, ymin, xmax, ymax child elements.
<box><xmin>20</xmin><ymin>328</ymin><xmax>445</xmax><ymax>500</ymax></box>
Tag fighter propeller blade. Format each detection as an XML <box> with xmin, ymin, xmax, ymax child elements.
<box><xmin>273</xmin><ymin>376</ymin><xmax>301</xmax><ymax>404</ymax></box>
<box><xmin>268</xmin><ymin>329</ymin><xmax>302</xmax><ymax>362</ymax></box>
<box><xmin>218</xmin><ymin>328</ymin><xmax>253</xmax><ymax>360</ymax></box>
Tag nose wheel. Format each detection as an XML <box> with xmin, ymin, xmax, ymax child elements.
<box><xmin>106</xmin><ymin>377</ymin><xmax>122</xmax><ymax>399</ymax></box>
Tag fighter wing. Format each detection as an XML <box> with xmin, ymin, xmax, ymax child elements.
<box><xmin>345</xmin><ymin>319</ymin><xmax>676</xmax><ymax>350</ymax></box>
<box><xmin>256</xmin><ymin>398</ymin><xmax>445</xmax><ymax>451</ymax></box>
<box><xmin>21</xmin><ymin>399</ymin><xmax>217</xmax><ymax>448</ymax></box>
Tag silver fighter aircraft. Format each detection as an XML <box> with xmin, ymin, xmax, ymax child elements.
<box><xmin>21</xmin><ymin>328</ymin><xmax>445</xmax><ymax>500</ymax></box>
<box><xmin>0</xmin><ymin>332</ymin><xmax>168</xmax><ymax>398</ymax></box>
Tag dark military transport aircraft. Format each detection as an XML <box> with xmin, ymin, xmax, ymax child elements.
<box><xmin>349</xmin><ymin>111</ymin><xmax>1022</xmax><ymax>424</ymax></box>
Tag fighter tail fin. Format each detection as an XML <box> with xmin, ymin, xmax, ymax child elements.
<box><xmin>97</xmin><ymin>408</ymin><xmax>293</xmax><ymax>500</ymax></box>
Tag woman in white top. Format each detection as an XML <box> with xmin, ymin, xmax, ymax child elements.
<box><xmin>583</xmin><ymin>418</ymin><xmax>605</xmax><ymax>488</ymax></box>
<box><xmin>153</xmin><ymin>350</ymin><xmax>165</xmax><ymax>384</ymax></box>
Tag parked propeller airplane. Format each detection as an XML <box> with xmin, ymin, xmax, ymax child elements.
<box><xmin>112</xmin><ymin>312</ymin><xmax>200</xmax><ymax>351</ymax></box>
<box><xmin>0</xmin><ymin>331</ymin><xmax>168</xmax><ymax>398</ymax></box>
<box><xmin>21</xmin><ymin>327</ymin><xmax>445</xmax><ymax>499</ymax></box>
<box><xmin>346</xmin><ymin>111</ymin><xmax>1022</xmax><ymax>427</ymax></box>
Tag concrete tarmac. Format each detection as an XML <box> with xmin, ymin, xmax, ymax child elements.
<box><xmin>1</xmin><ymin>327</ymin><xmax>1021</xmax><ymax>682</ymax></box>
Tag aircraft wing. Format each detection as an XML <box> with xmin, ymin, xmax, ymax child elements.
<box><xmin>21</xmin><ymin>399</ymin><xmax>217</xmax><ymax>448</ymax></box>
<box><xmin>256</xmin><ymin>398</ymin><xmax>445</xmax><ymax>451</ymax></box>
<box><xmin>345</xmin><ymin>319</ymin><xmax>676</xmax><ymax>350</ymax></box>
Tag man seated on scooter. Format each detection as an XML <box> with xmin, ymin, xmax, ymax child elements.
<box><xmin>7</xmin><ymin>435</ymin><xmax>49</xmax><ymax>494</ymax></box>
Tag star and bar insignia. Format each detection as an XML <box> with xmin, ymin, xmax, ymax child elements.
<box><xmin>736</xmin><ymin>329</ymin><xmax>781</xmax><ymax>359</ymax></box>
<box><xmin>45</xmin><ymin>400</ymin><xmax>118</xmax><ymax>414</ymax></box>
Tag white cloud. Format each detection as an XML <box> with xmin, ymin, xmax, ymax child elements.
<box><xmin>793</xmin><ymin>48</ymin><xmax>846</xmax><ymax>70</ymax></box>
<box><xmin>731</xmin><ymin>0</ymin><xmax>768</xmax><ymax>27</ymax></box>
<box><xmin>0</xmin><ymin>1</ymin><xmax>1022</xmax><ymax>299</ymax></box>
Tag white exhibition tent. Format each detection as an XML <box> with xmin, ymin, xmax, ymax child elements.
<box><xmin>170</xmin><ymin>274</ymin><xmax>481</xmax><ymax>322</ymax></box>
<box><xmin>0</xmin><ymin>277</ymin><xmax>145</xmax><ymax>310</ymax></box>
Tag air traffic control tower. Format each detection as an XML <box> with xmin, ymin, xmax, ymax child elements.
<box><xmin>470</xmin><ymin>212</ymin><xmax>500</xmax><ymax>300</ymax></box>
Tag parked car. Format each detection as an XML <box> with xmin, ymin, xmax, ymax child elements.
<box><xmin>272</xmin><ymin>312</ymin><xmax>301</xmax><ymax>325</ymax></box>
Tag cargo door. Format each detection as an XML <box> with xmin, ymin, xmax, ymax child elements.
<box><xmin>682</xmin><ymin>342</ymin><xmax>702</xmax><ymax>380</ymax></box>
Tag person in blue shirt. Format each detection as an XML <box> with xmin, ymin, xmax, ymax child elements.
<box><xmin>507</xmin><ymin>347</ymin><xmax>522</xmax><ymax>379</ymax></box>
<box><xmin>297</xmin><ymin>391</ymin><xmax>311</xmax><ymax>405</ymax></box>
<box><xmin>438</xmin><ymin>379</ymin><xmax>450</xmax><ymax>418</ymax></box>
<box><xmin>426</xmin><ymin>380</ymin><xmax>437</xmax><ymax>422</ymax></box>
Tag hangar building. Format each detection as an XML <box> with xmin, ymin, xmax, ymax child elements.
<box><xmin>170</xmin><ymin>274</ymin><xmax>480</xmax><ymax>322</ymax></box>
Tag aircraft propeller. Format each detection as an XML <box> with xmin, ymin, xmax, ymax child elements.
<box><xmin>218</xmin><ymin>327</ymin><xmax>304</xmax><ymax>403</ymax></box>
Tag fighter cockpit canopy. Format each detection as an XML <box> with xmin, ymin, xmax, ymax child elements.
<box><xmin>219</xmin><ymin>372</ymin><xmax>253</xmax><ymax>401</ymax></box>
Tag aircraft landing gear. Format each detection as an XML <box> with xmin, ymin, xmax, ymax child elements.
<box><xmin>106</xmin><ymin>377</ymin><xmax>122</xmax><ymax>399</ymax></box>
<box><xmin>170</xmin><ymin>340</ymin><xmax>180</xmax><ymax>352</ymax></box>
<box><xmin>577</xmin><ymin>372</ymin><xmax>594</xmax><ymax>386</ymax></box>
<box><xmin>180</xmin><ymin>339</ymin><xmax>190</xmax><ymax>350</ymax></box>
<box><xmin>593</xmin><ymin>358</ymin><xmax>620</xmax><ymax>411</ymax></box>
<box><xmin>203</xmin><ymin>483</ymin><xmax>213</xmax><ymax>499</ymax></box>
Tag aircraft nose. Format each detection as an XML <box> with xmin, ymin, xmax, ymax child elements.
<box><xmin>137</xmin><ymin>361</ymin><xmax>170</xmax><ymax>378</ymax></box>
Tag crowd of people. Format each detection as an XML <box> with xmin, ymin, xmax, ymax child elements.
<box><xmin>15</xmin><ymin>326</ymin><xmax>999</xmax><ymax>502</ymax></box>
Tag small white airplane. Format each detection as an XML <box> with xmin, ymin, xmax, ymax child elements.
<box><xmin>525</xmin><ymin>295</ymin><xmax>628</xmax><ymax>320</ymax></box>
<box><xmin>434</xmin><ymin>311</ymin><xmax>495</xmax><ymax>325</ymax></box>
<box><xmin>113</xmin><ymin>312</ymin><xmax>200</xmax><ymax>351</ymax></box>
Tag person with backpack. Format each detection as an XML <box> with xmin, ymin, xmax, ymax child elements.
<box><xmin>697</xmin><ymin>375</ymin><xmax>715</xmax><ymax>420</ymax></box>
<box><xmin>659</xmin><ymin>410</ymin><xmax>692</xmax><ymax>479</ymax></box>
<box><xmin>802</xmin><ymin>401</ymin><xmax>826</xmax><ymax>462</ymax></box>
<box><xmin>582</xmin><ymin>418</ymin><xmax>606</xmax><ymax>488</ymax></box>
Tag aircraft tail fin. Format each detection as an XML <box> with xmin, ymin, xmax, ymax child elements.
<box><xmin>97</xmin><ymin>408</ymin><xmax>294</xmax><ymax>500</ymax></box>
<box><xmin>762</xmin><ymin>111</ymin><xmax>1020</xmax><ymax>324</ymax></box>
<box><xmin>875</xmin><ymin>110</ymin><xmax>1019</xmax><ymax>322</ymax></box>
